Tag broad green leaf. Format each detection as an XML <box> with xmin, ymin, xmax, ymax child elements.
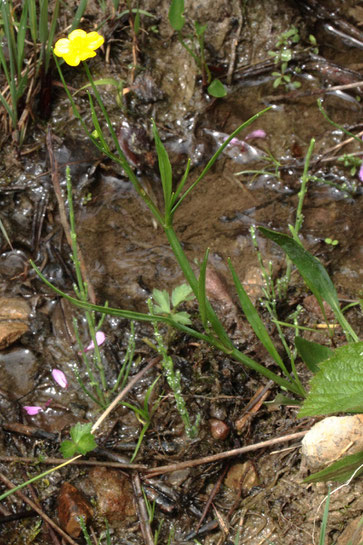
<box><xmin>304</xmin><ymin>451</ymin><xmax>363</xmax><ymax>483</ymax></box>
<box><xmin>152</xmin><ymin>120</ymin><xmax>172</xmax><ymax>210</ymax></box>
<box><xmin>152</xmin><ymin>289</ymin><xmax>171</xmax><ymax>314</ymax></box>
<box><xmin>168</xmin><ymin>0</ymin><xmax>185</xmax><ymax>31</ymax></box>
<box><xmin>171</xmin><ymin>283</ymin><xmax>194</xmax><ymax>308</ymax></box>
<box><xmin>59</xmin><ymin>440</ymin><xmax>76</xmax><ymax>459</ymax></box>
<box><xmin>298</xmin><ymin>342</ymin><xmax>363</xmax><ymax>416</ymax></box>
<box><xmin>258</xmin><ymin>227</ymin><xmax>358</xmax><ymax>342</ymax></box>
<box><xmin>207</xmin><ymin>78</ymin><xmax>227</xmax><ymax>98</ymax></box>
<box><xmin>295</xmin><ymin>337</ymin><xmax>333</xmax><ymax>373</ymax></box>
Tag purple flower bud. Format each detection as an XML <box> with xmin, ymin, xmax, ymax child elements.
<box><xmin>52</xmin><ymin>369</ymin><xmax>68</xmax><ymax>389</ymax></box>
<box><xmin>84</xmin><ymin>331</ymin><xmax>106</xmax><ymax>352</ymax></box>
<box><xmin>24</xmin><ymin>406</ymin><xmax>43</xmax><ymax>415</ymax></box>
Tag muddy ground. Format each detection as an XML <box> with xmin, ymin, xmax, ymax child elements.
<box><xmin>0</xmin><ymin>0</ymin><xmax>362</xmax><ymax>544</ymax></box>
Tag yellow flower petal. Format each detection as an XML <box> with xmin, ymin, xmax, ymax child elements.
<box><xmin>54</xmin><ymin>29</ymin><xmax>104</xmax><ymax>66</ymax></box>
<box><xmin>86</xmin><ymin>32</ymin><xmax>104</xmax><ymax>50</ymax></box>
<box><xmin>54</xmin><ymin>38</ymin><xmax>71</xmax><ymax>56</ymax></box>
<box><xmin>68</xmin><ymin>29</ymin><xmax>87</xmax><ymax>41</ymax></box>
<box><xmin>63</xmin><ymin>52</ymin><xmax>81</xmax><ymax>66</ymax></box>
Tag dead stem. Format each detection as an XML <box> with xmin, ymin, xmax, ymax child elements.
<box><xmin>145</xmin><ymin>431</ymin><xmax>308</xmax><ymax>477</ymax></box>
<box><xmin>0</xmin><ymin>455</ymin><xmax>146</xmax><ymax>470</ymax></box>
<box><xmin>0</xmin><ymin>472</ymin><xmax>78</xmax><ymax>545</ymax></box>
<box><xmin>46</xmin><ymin>128</ymin><xmax>96</xmax><ymax>304</ymax></box>
<box><xmin>131</xmin><ymin>471</ymin><xmax>155</xmax><ymax>545</ymax></box>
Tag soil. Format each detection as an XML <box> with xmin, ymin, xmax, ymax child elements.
<box><xmin>0</xmin><ymin>0</ymin><xmax>362</xmax><ymax>544</ymax></box>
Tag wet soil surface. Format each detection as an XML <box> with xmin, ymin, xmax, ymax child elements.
<box><xmin>0</xmin><ymin>0</ymin><xmax>362</xmax><ymax>544</ymax></box>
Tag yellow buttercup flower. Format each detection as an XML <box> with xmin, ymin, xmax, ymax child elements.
<box><xmin>54</xmin><ymin>29</ymin><xmax>104</xmax><ymax>66</ymax></box>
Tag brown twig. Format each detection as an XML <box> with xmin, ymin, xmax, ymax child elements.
<box><xmin>131</xmin><ymin>472</ymin><xmax>155</xmax><ymax>545</ymax></box>
<box><xmin>46</xmin><ymin>128</ymin><xmax>96</xmax><ymax>304</ymax></box>
<box><xmin>91</xmin><ymin>356</ymin><xmax>161</xmax><ymax>434</ymax></box>
<box><xmin>0</xmin><ymin>455</ymin><xmax>146</xmax><ymax>470</ymax></box>
<box><xmin>195</xmin><ymin>463</ymin><xmax>229</xmax><ymax>533</ymax></box>
<box><xmin>145</xmin><ymin>431</ymin><xmax>308</xmax><ymax>477</ymax></box>
<box><xmin>0</xmin><ymin>472</ymin><xmax>78</xmax><ymax>545</ymax></box>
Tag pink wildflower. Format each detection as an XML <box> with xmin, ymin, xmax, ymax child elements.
<box><xmin>84</xmin><ymin>331</ymin><xmax>106</xmax><ymax>352</ymax></box>
<box><xmin>245</xmin><ymin>129</ymin><xmax>267</xmax><ymax>140</ymax></box>
<box><xmin>24</xmin><ymin>406</ymin><xmax>43</xmax><ymax>415</ymax></box>
<box><xmin>359</xmin><ymin>162</ymin><xmax>363</xmax><ymax>183</ymax></box>
<box><xmin>52</xmin><ymin>369</ymin><xmax>68</xmax><ymax>389</ymax></box>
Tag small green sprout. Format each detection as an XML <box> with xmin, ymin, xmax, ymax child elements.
<box><xmin>60</xmin><ymin>422</ymin><xmax>97</xmax><ymax>458</ymax></box>
<box><xmin>324</xmin><ymin>238</ymin><xmax>339</xmax><ymax>246</ymax></box>
<box><xmin>152</xmin><ymin>283</ymin><xmax>195</xmax><ymax>325</ymax></box>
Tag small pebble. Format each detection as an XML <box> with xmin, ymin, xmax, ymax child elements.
<box><xmin>209</xmin><ymin>418</ymin><xmax>230</xmax><ymax>440</ymax></box>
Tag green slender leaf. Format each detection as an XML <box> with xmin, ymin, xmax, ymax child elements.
<box><xmin>45</xmin><ymin>0</ymin><xmax>60</xmax><ymax>72</ymax></box>
<box><xmin>168</xmin><ymin>0</ymin><xmax>185</xmax><ymax>31</ymax></box>
<box><xmin>266</xmin><ymin>393</ymin><xmax>302</xmax><ymax>406</ymax></box>
<box><xmin>198</xmin><ymin>249</ymin><xmax>210</xmax><ymax>329</ymax></box>
<box><xmin>152</xmin><ymin>120</ymin><xmax>172</xmax><ymax>211</ymax></box>
<box><xmin>88</xmin><ymin>92</ymin><xmax>110</xmax><ymax>153</ymax></box>
<box><xmin>295</xmin><ymin>337</ymin><xmax>333</xmax><ymax>373</ymax></box>
<box><xmin>228</xmin><ymin>258</ymin><xmax>288</xmax><ymax>373</ymax></box>
<box><xmin>172</xmin><ymin>158</ymin><xmax>191</xmax><ymax>206</ymax></box>
<box><xmin>28</xmin><ymin>0</ymin><xmax>37</xmax><ymax>43</ymax></box>
<box><xmin>258</xmin><ymin>227</ymin><xmax>358</xmax><ymax>342</ymax></box>
<box><xmin>304</xmin><ymin>451</ymin><xmax>363</xmax><ymax>483</ymax></box>
<box><xmin>16</xmin><ymin>1</ymin><xmax>28</xmax><ymax>75</ymax></box>
<box><xmin>319</xmin><ymin>487</ymin><xmax>330</xmax><ymax>545</ymax></box>
<box><xmin>134</xmin><ymin>10</ymin><xmax>140</xmax><ymax>35</ymax></box>
<box><xmin>39</xmin><ymin>0</ymin><xmax>49</xmax><ymax>43</ymax></box>
<box><xmin>298</xmin><ymin>342</ymin><xmax>363</xmax><ymax>416</ymax></box>
<box><xmin>172</xmin><ymin>107</ymin><xmax>271</xmax><ymax>213</ymax></box>
<box><xmin>70</xmin><ymin>0</ymin><xmax>89</xmax><ymax>32</ymax></box>
<box><xmin>207</xmin><ymin>78</ymin><xmax>227</xmax><ymax>98</ymax></box>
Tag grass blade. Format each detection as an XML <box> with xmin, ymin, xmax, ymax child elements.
<box><xmin>198</xmin><ymin>248</ymin><xmax>209</xmax><ymax>329</ymax></box>
<box><xmin>228</xmin><ymin>258</ymin><xmax>289</xmax><ymax>375</ymax></box>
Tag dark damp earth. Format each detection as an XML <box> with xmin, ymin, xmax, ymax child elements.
<box><xmin>0</xmin><ymin>1</ymin><xmax>362</xmax><ymax>544</ymax></box>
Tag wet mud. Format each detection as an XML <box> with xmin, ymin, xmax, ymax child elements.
<box><xmin>0</xmin><ymin>0</ymin><xmax>362</xmax><ymax>544</ymax></box>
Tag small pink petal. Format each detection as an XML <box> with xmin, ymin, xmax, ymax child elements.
<box><xmin>358</xmin><ymin>163</ymin><xmax>363</xmax><ymax>182</ymax></box>
<box><xmin>52</xmin><ymin>369</ymin><xmax>68</xmax><ymax>389</ymax></box>
<box><xmin>84</xmin><ymin>331</ymin><xmax>106</xmax><ymax>352</ymax></box>
<box><xmin>245</xmin><ymin>129</ymin><xmax>267</xmax><ymax>140</ymax></box>
<box><xmin>24</xmin><ymin>406</ymin><xmax>43</xmax><ymax>415</ymax></box>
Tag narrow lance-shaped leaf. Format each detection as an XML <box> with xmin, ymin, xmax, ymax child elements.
<box><xmin>304</xmin><ymin>451</ymin><xmax>363</xmax><ymax>483</ymax></box>
<box><xmin>228</xmin><ymin>258</ymin><xmax>288</xmax><ymax>374</ymax></box>
<box><xmin>198</xmin><ymin>248</ymin><xmax>210</xmax><ymax>330</ymax></box>
<box><xmin>152</xmin><ymin>120</ymin><xmax>173</xmax><ymax>213</ymax></box>
<box><xmin>168</xmin><ymin>0</ymin><xmax>185</xmax><ymax>31</ymax></box>
<box><xmin>295</xmin><ymin>336</ymin><xmax>333</xmax><ymax>373</ymax></box>
<box><xmin>258</xmin><ymin>227</ymin><xmax>358</xmax><ymax>342</ymax></box>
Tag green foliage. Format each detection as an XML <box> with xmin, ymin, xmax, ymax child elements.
<box><xmin>298</xmin><ymin>342</ymin><xmax>363</xmax><ymax>416</ymax></box>
<box><xmin>268</xmin><ymin>25</ymin><xmax>302</xmax><ymax>90</ymax></box>
<box><xmin>259</xmin><ymin>227</ymin><xmax>358</xmax><ymax>342</ymax></box>
<box><xmin>152</xmin><ymin>283</ymin><xmax>194</xmax><ymax>325</ymax></box>
<box><xmin>168</xmin><ymin>0</ymin><xmax>226</xmax><ymax>97</ymax></box>
<box><xmin>304</xmin><ymin>451</ymin><xmax>363</xmax><ymax>483</ymax></box>
<box><xmin>295</xmin><ymin>337</ymin><xmax>333</xmax><ymax>373</ymax></box>
<box><xmin>122</xmin><ymin>377</ymin><xmax>161</xmax><ymax>462</ymax></box>
<box><xmin>338</xmin><ymin>153</ymin><xmax>362</xmax><ymax>176</ymax></box>
<box><xmin>168</xmin><ymin>0</ymin><xmax>185</xmax><ymax>31</ymax></box>
<box><xmin>207</xmin><ymin>78</ymin><xmax>227</xmax><ymax>97</ymax></box>
<box><xmin>60</xmin><ymin>422</ymin><xmax>97</xmax><ymax>458</ymax></box>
